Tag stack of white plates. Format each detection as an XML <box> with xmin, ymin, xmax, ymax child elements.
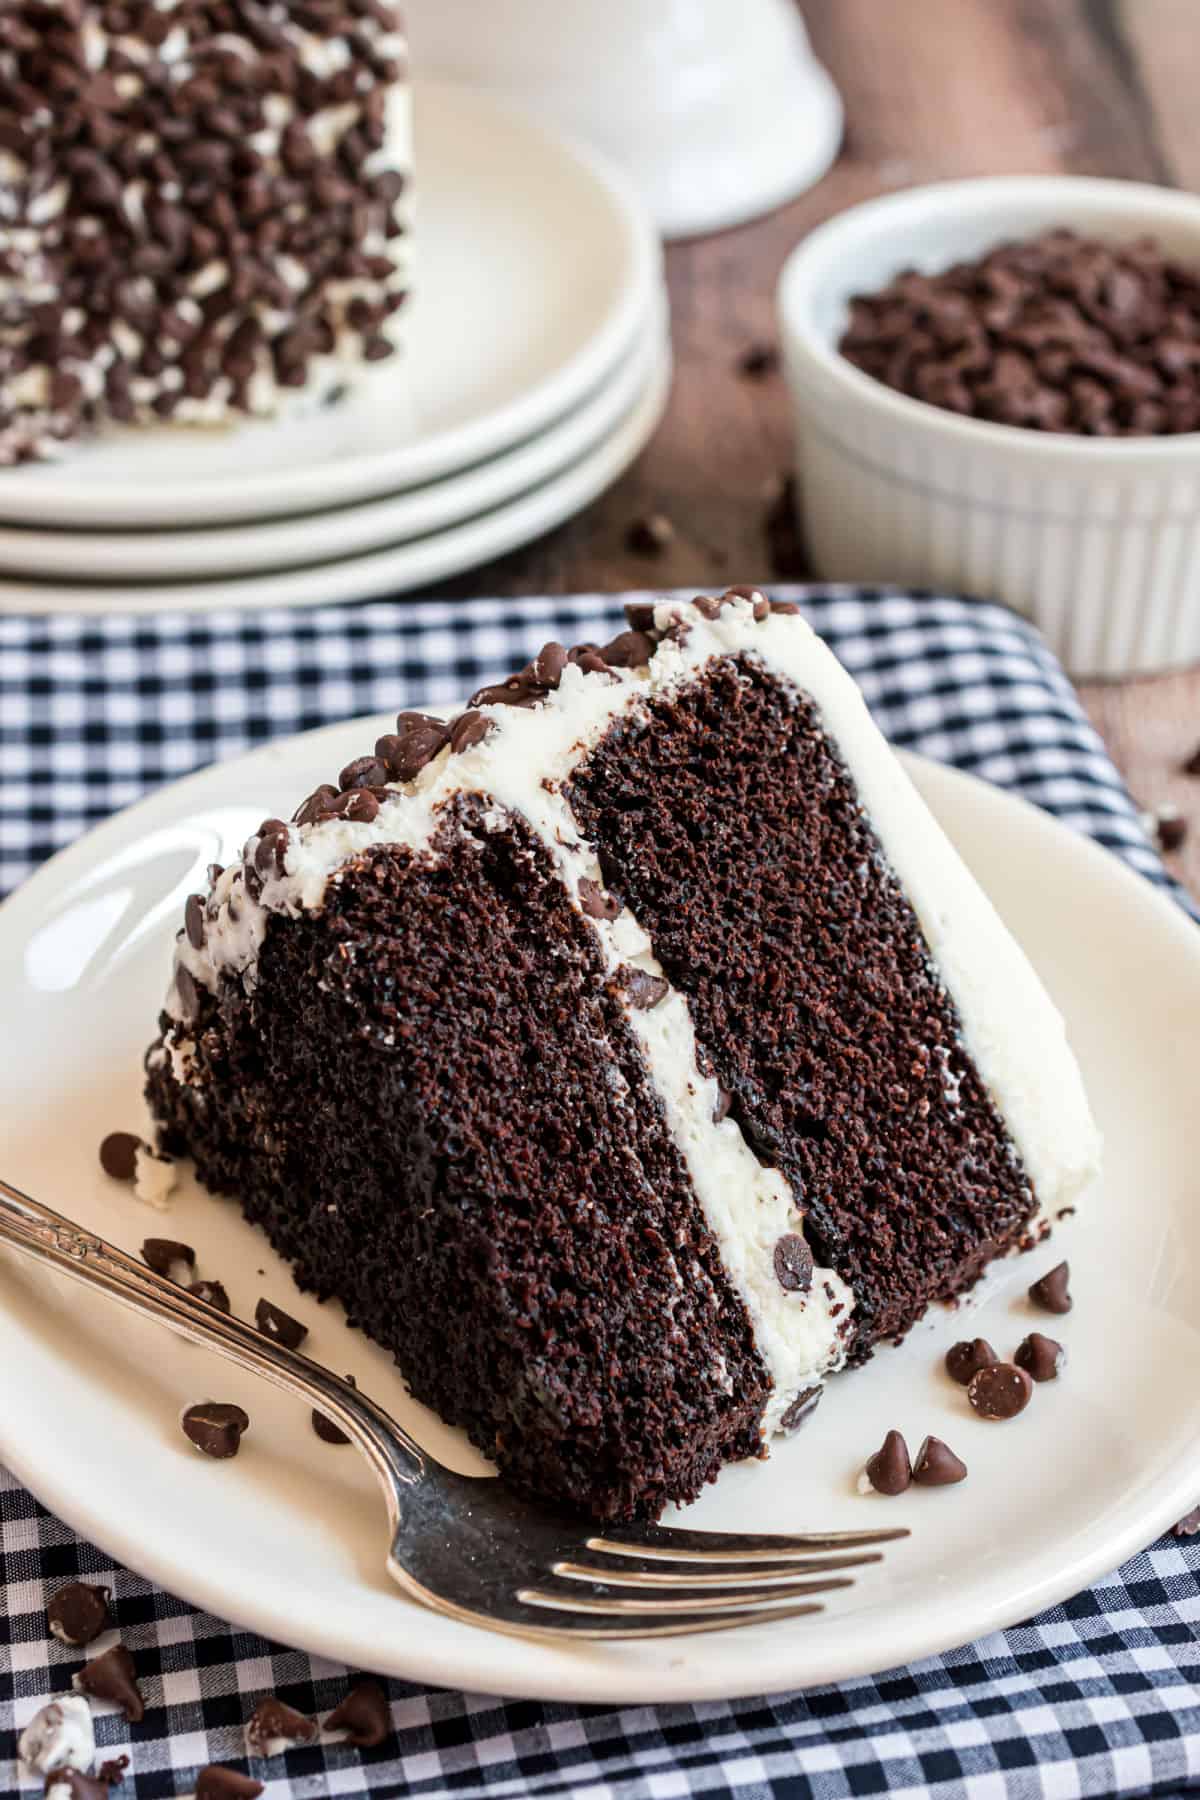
<box><xmin>0</xmin><ymin>84</ymin><xmax>669</xmax><ymax>614</ymax></box>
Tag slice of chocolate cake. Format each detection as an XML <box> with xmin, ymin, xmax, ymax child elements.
<box><xmin>145</xmin><ymin>591</ymin><xmax>1100</xmax><ymax>1521</ymax></box>
<box><xmin>0</xmin><ymin>2</ymin><xmax>408</xmax><ymax>463</ymax></box>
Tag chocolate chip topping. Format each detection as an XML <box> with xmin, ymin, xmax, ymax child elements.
<box><xmin>568</xmin><ymin>644</ymin><xmax>610</xmax><ymax>676</ymax></box>
<box><xmin>773</xmin><ymin>1233</ymin><xmax>814</xmax><ymax>1294</ymax></box>
<box><xmin>312</xmin><ymin>1373</ymin><xmax>356</xmax><ymax>1444</ymax></box>
<box><xmin>1173</xmin><ymin>1505</ymin><xmax>1200</xmax><ymax>1537</ymax></box>
<box><xmin>839</xmin><ymin>228</ymin><xmax>1200</xmax><ymax>437</ymax></box>
<box><xmin>966</xmin><ymin>1362</ymin><xmax>1033</xmax><ymax>1420</ymax></box>
<box><xmin>577</xmin><ymin>877</ymin><xmax>621</xmax><ymax>920</ymax></box>
<box><xmin>74</xmin><ymin>1644</ymin><xmax>144</xmax><ymax>1723</ymax></box>
<box><xmin>187</xmin><ymin>1279</ymin><xmax>231</xmax><ymax>1313</ymax></box>
<box><xmin>779</xmin><ymin>1385</ymin><xmax>823</xmax><ymax>1432</ymax></box>
<box><xmin>196</xmin><ymin>1768</ymin><xmax>264</xmax><ymax>1800</ymax></box>
<box><xmin>47</xmin><ymin>1580</ymin><xmax>112</xmax><ymax>1647</ymax></box>
<box><xmin>254</xmin><ymin>1298</ymin><xmax>308</xmax><ymax>1351</ymax></box>
<box><xmin>447</xmin><ymin>711</ymin><xmax>494</xmax><ymax>755</ymax></box>
<box><xmin>602</xmin><ymin>629</ymin><xmax>655</xmax><ymax>669</ymax></box>
<box><xmin>181</xmin><ymin>1401</ymin><xmax>250</xmax><ymax>1459</ymax></box>
<box><xmin>531</xmin><ymin>641</ymin><xmax>568</xmax><ymax>687</ymax></box>
<box><xmin>1029</xmin><ymin>1261</ymin><xmax>1072</xmax><ymax>1314</ymax></box>
<box><xmin>325</xmin><ymin>1679</ymin><xmax>391</xmax><ymax>1749</ymax></box>
<box><xmin>624</xmin><ymin>602</ymin><xmax>659</xmax><ymax>634</ymax></box>
<box><xmin>912</xmin><ymin>1435</ymin><xmax>968</xmax><ymax>1486</ymax></box>
<box><xmin>863</xmin><ymin>1428</ymin><xmax>912</xmax><ymax>1495</ymax></box>
<box><xmin>944</xmin><ymin>1337</ymin><xmax>998</xmax><ymax>1385</ymax></box>
<box><xmin>185</xmin><ymin>894</ymin><xmax>207</xmax><ymax>951</ymax></box>
<box><xmin>98</xmin><ymin>1131</ymin><xmax>142</xmax><ymax>1181</ymax></box>
<box><xmin>692</xmin><ymin>594</ymin><xmax>731</xmax><ymax>621</ymax></box>
<box><xmin>141</xmin><ymin>1237</ymin><xmax>195</xmax><ymax>1278</ymax></box>
<box><xmin>253</xmin><ymin>820</ymin><xmax>290</xmax><ymax>880</ymax></box>
<box><xmin>293</xmin><ymin>784</ymin><xmax>339</xmax><ymax>828</ymax></box>
<box><xmin>245</xmin><ymin>1696</ymin><xmax>317</xmax><ymax>1755</ymax></box>
<box><xmin>328</xmin><ymin>788</ymin><xmax>381</xmax><ymax>824</ymax></box>
<box><xmin>383</xmin><ymin>714</ymin><xmax>450</xmax><ymax>781</ymax></box>
<box><xmin>712</xmin><ymin>1083</ymin><xmax>733</xmax><ymax>1124</ymax></box>
<box><xmin>174</xmin><ymin>965</ymin><xmax>201</xmax><ymax>1024</ymax></box>
<box><xmin>338</xmin><ymin>755</ymin><xmax>390</xmax><ymax>792</ymax></box>
<box><xmin>1014</xmin><ymin>1331</ymin><xmax>1065</xmax><ymax>1382</ymax></box>
<box><xmin>623</xmin><ymin>967</ymin><xmax>669</xmax><ymax>1009</ymax></box>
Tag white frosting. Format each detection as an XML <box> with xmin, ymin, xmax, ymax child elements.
<box><xmin>161</xmin><ymin>596</ymin><xmax>1101</xmax><ymax>1434</ymax></box>
<box><xmin>18</xmin><ymin>1696</ymin><xmax>95</xmax><ymax>1777</ymax></box>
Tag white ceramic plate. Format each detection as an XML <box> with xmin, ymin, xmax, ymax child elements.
<box><xmin>0</xmin><ymin>344</ymin><xmax>672</xmax><ymax>614</ymax></box>
<box><xmin>0</xmin><ymin>82</ymin><xmax>660</xmax><ymax>530</ymax></box>
<box><xmin>0</xmin><ymin>298</ymin><xmax>667</xmax><ymax>582</ymax></box>
<box><xmin>2</xmin><ymin>724</ymin><xmax>1199</xmax><ymax>1704</ymax></box>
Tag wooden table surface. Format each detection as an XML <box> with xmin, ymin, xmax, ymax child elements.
<box><xmin>440</xmin><ymin>0</ymin><xmax>1200</xmax><ymax>898</ymax></box>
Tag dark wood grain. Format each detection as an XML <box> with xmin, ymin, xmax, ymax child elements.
<box><xmin>436</xmin><ymin>0</ymin><xmax>1200</xmax><ymax>896</ymax></box>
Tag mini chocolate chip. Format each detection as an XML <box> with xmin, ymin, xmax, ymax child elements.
<box><xmin>602</xmin><ymin>629</ymin><xmax>655</xmax><ymax>669</ymax></box>
<box><xmin>624</xmin><ymin>967</ymin><xmax>669</xmax><ymax>1008</ymax></box>
<box><xmin>624</xmin><ymin>603</ymin><xmax>658</xmax><ymax>633</ymax></box>
<box><xmin>447</xmin><ymin>711</ymin><xmax>494</xmax><ymax>754</ymax></box>
<box><xmin>313</xmin><ymin>1373</ymin><xmax>356</xmax><ymax>1444</ymax></box>
<box><xmin>185</xmin><ymin>894</ymin><xmax>207</xmax><ymax>950</ymax></box>
<box><xmin>389</xmin><ymin>716</ymin><xmax>450</xmax><ymax>780</ymax></box>
<box><xmin>773</xmin><ymin>1233</ymin><xmax>814</xmax><ymax>1294</ymax></box>
<box><xmin>1029</xmin><ymin>1261</ymin><xmax>1072</xmax><ymax>1314</ymax></box>
<box><xmin>74</xmin><ymin>1644</ymin><xmax>144</xmax><ymax>1722</ymax></box>
<box><xmin>578</xmin><ymin>877</ymin><xmax>620</xmax><ymax>920</ymax></box>
<box><xmin>693</xmin><ymin>595</ymin><xmax>729</xmax><ymax>621</ymax></box>
<box><xmin>1014</xmin><ymin>1331</ymin><xmax>1065</xmax><ymax>1382</ymax></box>
<box><xmin>531</xmin><ymin>641</ymin><xmax>568</xmax><ymax>687</ymax></box>
<box><xmin>255</xmin><ymin>1298</ymin><xmax>307</xmax><ymax>1351</ymax></box>
<box><xmin>328</xmin><ymin>789</ymin><xmax>380</xmax><ymax>823</ymax></box>
<box><xmin>568</xmin><ymin>645</ymin><xmax>609</xmax><ymax>676</ymax></box>
<box><xmin>338</xmin><ymin>755</ymin><xmax>389</xmax><ymax>791</ymax></box>
<box><xmin>1173</xmin><ymin>1505</ymin><xmax>1200</xmax><ymax>1537</ymax></box>
<box><xmin>196</xmin><ymin>1769</ymin><xmax>264</xmax><ymax>1800</ymax></box>
<box><xmin>737</xmin><ymin>341</ymin><xmax>780</xmax><ymax>379</ymax></box>
<box><xmin>944</xmin><ymin>1337</ymin><xmax>998</xmax><ymax>1385</ymax></box>
<box><xmin>712</xmin><ymin>1083</ymin><xmax>733</xmax><ymax>1124</ymax></box>
<box><xmin>325</xmin><ymin>1679</ymin><xmax>391</xmax><ymax>1749</ymax></box>
<box><xmin>47</xmin><ymin>1580</ymin><xmax>111</xmax><ymax>1647</ymax></box>
<box><xmin>625</xmin><ymin>512</ymin><xmax>675</xmax><ymax>556</ymax></box>
<box><xmin>912</xmin><ymin>1435</ymin><xmax>968</xmax><ymax>1486</ymax></box>
<box><xmin>253</xmin><ymin>821</ymin><xmax>289</xmax><ymax>879</ymax></box>
<box><xmin>967</xmin><ymin>1362</ymin><xmax>1033</xmax><ymax>1420</ymax></box>
<box><xmin>863</xmin><ymin>1429</ymin><xmax>911</xmax><ymax>1495</ymax></box>
<box><xmin>182</xmin><ymin>1401</ymin><xmax>250</xmax><ymax>1459</ymax></box>
<box><xmin>99</xmin><ymin>1131</ymin><xmax>143</xmax><ymax>1181</ymax></box>
<box><xmin>174</xmin><ymin>966</ymin><xmax>202</xmax><ymax>1023</ymax></box>
<box><xmin>188</xmin><ymin>1279</ymin><xmax>231</xmax><ymax>1313</ymax></box>
<box><xmin>245</xmin><ymin>1696</ymin><xmax>317</xmax><ymax>1755</ymax></box>
<box><xmin>293</xmin><ymin>784</ymin><xmax>339</xmax><ymax>827</ymax></box>
<box><xmin>141</xmin><ymin>1237</ymin><xmax>195</xmax><ymax>1278</ymax></box>
<box><xmin>468</xmin><ymin>677</ymin><xmax>536</xmax><ymax>708</ymax></box>
<box><xmin>779</xmin><ymin>1385</ymin><xmax>823</xmax><ymax>1431</ymax></box>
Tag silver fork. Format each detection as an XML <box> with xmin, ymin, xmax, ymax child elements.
<box><xmin>0</xmin><ymin>1177</ymin><xmax>906</xmax><ymax>1641</ymax></box>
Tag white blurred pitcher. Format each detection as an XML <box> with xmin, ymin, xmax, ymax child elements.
<box><xmin>403</xmin><ymin>0</ymin><xmax>842</xmax><ymax>239</ymax></box>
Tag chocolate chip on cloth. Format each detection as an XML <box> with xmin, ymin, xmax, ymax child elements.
<box><xmin>838</xmin><ymin>229</ymin><xmax>1200</xmax><ymax>437</ymax></box>
<box><xmin>255</xmin><ymin>1298</ymin><xmax>308</xmax><ymax>1351</ymax></box>
<box><xmin>967</xmin><ymin>1362</ymin><xmax>1034</xmax><ymax>1420</ymax></box>
<box><xmin>944</xmin><ymin>1337</ymin><xmax>998</xmax><ymax>1385</ymax></box>
<box><xmin>196</xmin><ymin>1768</ymin><xmax>264</xmax><ymax>1800</ymax></box>
<box><xmin>141</xmin><ymin>1237</ymin><xmax>195</xmax><ymax>1279</ymax></box>
<box><xmin>1015</xmin><ymin>1331</ymin><xmax>1066</xmax><ymax>1382</ymax></box>
<box><xmin>73</xmin><ymin>1644</ymin><xmax>144</xmax><ymax>1723</ymax></box>
<box><xmin>773</xmin><ymin>1233</ymin><xmax>814</xmax><ymax>1294</ymax></box>
<box><xmin>1029</xmin><ymin>1260</ymin><xmax>1073</xmax><ymax>1314</ymax></box>
<box><xmin>98</xmin><ymin>1131</ymin><xmax>143</xmax><ymax>1182</ymax></box>
<box><xmin>181</xmin><ymin>1401</ymin><xmax>250</xmax><ymax>1459</ymax></box>
<box><xmin>245</xmin><ymin>1696</ymin><xmax>318</xmax><ymax>1756</ymax></box>
<box><xmin>860</xmin><ymin>1428</ymin><xmax>912</xmax><ymax>1495</ymax></box>
<box><xmin>325</xmin><ymin>1678</ymin><xmax>392</xmax><ymax>1749</ymax></box>
<box><xmin>47</xmin><ymin>1580</ymin><xmax>111</xmax><ymax>1647</ymax></box>
<box><xmin>912</xmin><ymin>1435</ymin><xmax>968</xmax><ymax>1486</ymax></box>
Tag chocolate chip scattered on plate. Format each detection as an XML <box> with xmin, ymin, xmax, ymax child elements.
<box><xmin>860</xmin><ymin>1428</ymin><xmax>911</xmax><ymax>1495</ymax></box>
<box><xmin>966</xmin><ymin>1362</ymin><xmax>1034</xmax><ymax>1421</ymax></box>
<box><xmin>187</xmin><ymin>1279</ymin><xmax>231</xmax><ymax>1313</ymax></box>
<box><xmin>254</xmin><ymin>1298</ymin><xmax>308</xmax><ymax>1351</ymax></box>
<box><xmin>325</xmin><ymin>1678</ymin><xmax>391</xmax><ymax>1749</ymax></box>
<box><xmin>944</xmin><ymin>1337</ymin><xmax>998</xmax><ymax>1385</ymax></box>
<box><xmin>47</xmin><ymin>1580</ymin><xmax>111</xmax><ymax>1647</ymax></box>
<box><xmin>1028</xmin><ymin>1261</ymin><xmax>1072</xmax><ymax>1314</ymax></box>
<box><xmin>181</xmin><ymin>1401</ymin><xmax>250</xmax><ymax>1460</ymax></box>
<box><xmin>1014</xmin><ymin>1331</ymin><xmax>1066</xmax><ymax>1382</ymax></box>
<box><xmin>141</xmin><ymin>1237</ymin><xmax>195</xmax><ymax>1279</ymax></box>
<box><xmin>98</xmin><ymin>1131</ymin><xmax>143</xmax><ymax>1182</ymax></box>
<box><xmin>912</xmin><ymin>1436</ymin><xmax>968</xmax><ymax>1486</ymax></box>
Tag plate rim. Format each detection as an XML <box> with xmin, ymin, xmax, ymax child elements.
<box><xmin>2</xmin><ymin>732</ymin><xmax>1199</xmax><ymax>1703</ymax></box>
<box><xmin>0</xmin><ymin>81</ymin><xmax>661</xmax><ymax>530</ymax></box>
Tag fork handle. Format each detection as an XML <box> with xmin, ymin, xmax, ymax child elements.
<box><xmin>0</xmin><ymin>1175</ymin><xmax>430</xmax><ymax>1515</ymax></box>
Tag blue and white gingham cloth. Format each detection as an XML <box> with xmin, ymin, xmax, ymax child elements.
<box><xmin>2</xmin><ymin>586</ymin><xmax>1198</xmax><ymax>1799</ymax></box>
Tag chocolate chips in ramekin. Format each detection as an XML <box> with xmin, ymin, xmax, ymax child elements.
<box><xmin>839</xmin><ymin>229</ymin><xmax>1200</xmax><ymax>437</ymax></box>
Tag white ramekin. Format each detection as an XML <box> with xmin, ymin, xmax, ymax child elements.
<box><xmin>778</xmin><ymin>177</ymin><xmax>1200</xmax><ymax>676</ymax></box>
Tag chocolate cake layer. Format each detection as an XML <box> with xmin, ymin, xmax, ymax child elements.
<box><xmin>566</xmin><ymin>656</ymin><xmax>1037</xmax><ymax>1352</ymax></box>
<box><xmin>148</xmin><ymin>800</ymin><xmax>769</xmax><ymax>1521</ymax></box>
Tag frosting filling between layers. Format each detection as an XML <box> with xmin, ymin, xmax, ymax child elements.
<box><xmin>162</xmin><ymin>595</ymin><xmax>1101</xmax><ymax>1433</ymax></box>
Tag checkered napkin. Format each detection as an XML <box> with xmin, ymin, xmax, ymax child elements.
<box><xmin>2</xmin><ymin>586</ymin><xmax>1198</xmax><ymax>1800</ymax></box>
